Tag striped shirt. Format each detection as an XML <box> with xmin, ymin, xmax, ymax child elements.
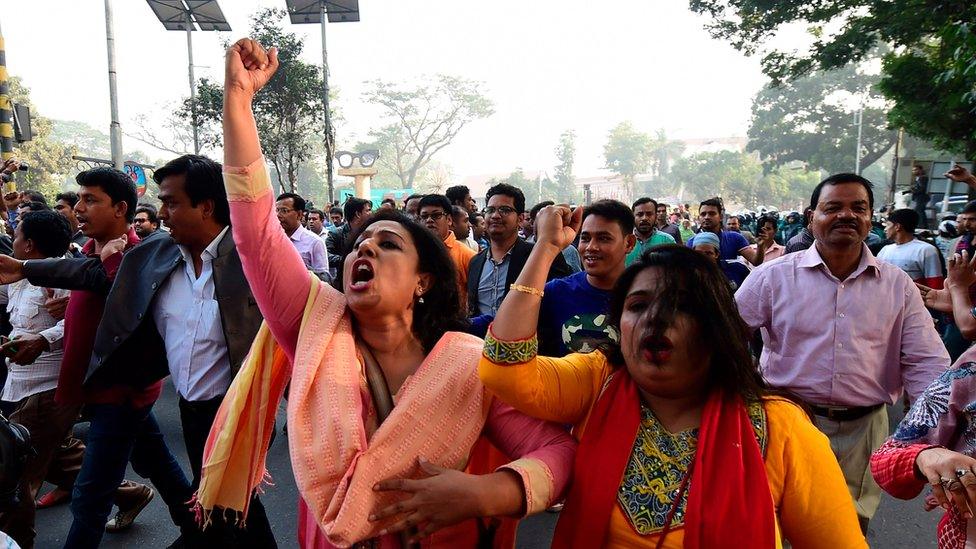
<box><xmin>0</xmin><ymin>280</ymin><xmax>68</xmax><ymax>402</ymax></box>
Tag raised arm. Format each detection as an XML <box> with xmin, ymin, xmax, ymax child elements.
<box><xmin>221</xmin><ymin>39</ymin><xmax>316</xmax><ymax>359</ymax></box>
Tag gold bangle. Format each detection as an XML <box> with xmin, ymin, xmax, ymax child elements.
<box><xmin>510</xmin><ymin>283</ymin><xmax>544</xmax><ymax>298</ymax></box>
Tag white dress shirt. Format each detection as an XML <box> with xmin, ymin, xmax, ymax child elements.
<box><xmin>152</xmin><ymin>227</ymin><xmax>233</xmax><ymax>402</ymax></box>
<box><xmin>0</xmin><ymin>280</ymin><xmax>68</xmax><ymax>402</ymax></box>
<box><xmin>289</xmin><ymin>225</ymin><xmax>330</xmax><ymax>276</ymax></box>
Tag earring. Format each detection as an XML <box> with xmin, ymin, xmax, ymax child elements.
<box><xmin>418</xmin><ymin>296</ymin><xmax>425</xmax><ymax>304</ymax></box>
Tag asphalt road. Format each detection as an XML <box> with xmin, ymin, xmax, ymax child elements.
<box><xmin>35</xmin><ymin>384</ymin><xmax>939</xmax><ymax>548</ymax></box>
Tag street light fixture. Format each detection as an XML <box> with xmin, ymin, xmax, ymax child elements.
<box><xmin>145</xmin><ymin>0</ymin><xmax>231</xmax><ymax>154</ymax></box>
<box><xmin>284</xmin><ymin>0</ymin><xmax>360</xmax><ymax>204</ymax></box>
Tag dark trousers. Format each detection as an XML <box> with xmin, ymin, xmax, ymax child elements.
<box><xmin>178</xmin><ymin>395</ymin><xmax>277</xmax><ymax>548</ymax></box>
<box><xmin>913</xmin><ymin>196</ymin><xmax>929</xmax><ymax>229</ymax></box>
<box><xmin>0</xmin><ymin>390</ymin><xmax>79</xmax><ymax>548</ymax></box>
<box><xmin>65</xmin><ymin>403</ymin><xmax>195</xmax><ymax>549</ymax></box>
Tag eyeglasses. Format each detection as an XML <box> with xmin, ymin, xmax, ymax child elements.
<box><xmin>275</xmin><ymin>207</ymin><xmax>296</xmax><ymax>214</ymax></box>
<box><xmin>335</xmin><ymin>150</ymin><xmax>379</xmax><ymax>169</ymax></box>
<box><xmin>483</xmin><ymin>206</ymin><xmax>517</xmax><ymax>217</ymax></box>
<box><xmin>419</xmin><ymin>212</ymin><xmax>447</xmax><ymax>221</ymax></box>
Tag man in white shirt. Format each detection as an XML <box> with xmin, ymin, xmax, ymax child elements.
<box><xmin>275</xmin><ymin>192</ymin><xmax>329</xmax><ymax>280</ymax></box>
<box><xmin>306</xmin><ymin>208</ymin><xmax>329</xmax><ymax>240</ymax></box>
<box><xmin>6</xmin><ymin>156</ymin><xmax>276</xmax><ymax>546</ymax></box>
<box><xmin>878</xmin><ymin>208</ymin><xmax>944</xmax><ymax>288</ymax></box>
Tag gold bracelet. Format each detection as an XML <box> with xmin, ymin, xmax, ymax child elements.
<box><xmin>510</xmin><ymin>283</ymin><xmax>544</xmax><ymax>298</ymax></box>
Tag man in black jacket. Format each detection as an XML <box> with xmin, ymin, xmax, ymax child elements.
<box><xmin>468</xmin><ymin>183</ymin><xmax>572</xmax><ymax>317</ymax></box>
<box><xmin>3</xmin><ymin>156</ymin><xmax>275</xmax><ymax>547</ymax></box>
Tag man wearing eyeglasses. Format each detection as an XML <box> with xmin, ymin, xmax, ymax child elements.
<box><xmin>467</xmin><ymin>183</ymin><xmax>572</xmax><ymax>318</ymax></box>
<box><xmin>276</xmin><ymin>192</ymin><xmax>329</xmax><ymax>281</ymax></box>
<box><xmin>418</xmin><ymin>194</ymin><xmax>475</xmax><ymax>307</ymax></box>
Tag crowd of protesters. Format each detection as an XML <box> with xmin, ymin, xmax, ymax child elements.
<box><xmin>0</xmin><ymin>38</ymin><xmax>974</xmax><ymax>549</ymax></box>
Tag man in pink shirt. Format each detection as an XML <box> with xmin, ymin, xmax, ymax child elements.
<box><xmin>736</xmin><ymin>173</ymin><xmax>949</xmax><ymax>532</ymax></box>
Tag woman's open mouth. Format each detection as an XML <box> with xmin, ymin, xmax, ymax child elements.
<box><xmin>349</xmin><ymin>259</ymin><xmax>375</xmax><ymax>291</ymax></box>
<box><xmin>640</xmin><ymin>334</ymin><xmax>674</xmax><ymax>364</ymax></box>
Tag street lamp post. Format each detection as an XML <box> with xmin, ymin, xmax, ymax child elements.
<box><xmin>105</xmin><ymin>0</ymin><xmax>124</xmax><ymax>169</ymax></box>
<box><xmin>284</xmin><ymin>0</ymin><xmax>360</xmax><ymax>205</ymax></box>
<box><xmin>145</xmin><ymin>1</ymin><xmax>231</xmax><ymax>155</ymax></box>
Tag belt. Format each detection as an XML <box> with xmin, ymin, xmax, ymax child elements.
<box><xmin>809</xmin><ymin>403</ymin><xmax>884</xmax><ymax>422</ymax></box>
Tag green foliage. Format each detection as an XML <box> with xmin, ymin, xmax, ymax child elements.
<box><xmin>687</xmin><ymin>0</ymin><xmax>976</xmax><ymax>157</ymax></box>
<box><xmin>361</xmin><ymin>75</ymin><xmax>494</xmax><ymax>189</ymax></box>
<box><xmin>487</xmin><ymin>168</ymin><xmax>540</xmax><ymax>207</ymax></box>
<box><xmin>748</xmin><ymin>63</ymin><xmax>897</xmax><ymax>174</ymax></box>
<box><xmin>553</xmin><ymin>130</ymin><xmax>577</xmax><ymax>203</ymax></box>
<box><xmin>879</xmin><ymin>22</ymin><xmax>976</xmax><ymax>157</ymax></box>
<box><xmin>671</xmin><ymin>150</ymin><xmax>820</xmax><ymax>209</ymax></box>
<box><xmin>8</xmin><ymin>78</ymin><xmax>76</xmax><ymax>200</ymax></box>
<box><xmin>603</xmin><ymin>122</ymin><xmax>653</xmax><ymax>196</ymax></box>
<box><xmin>180</xmin><ymin>8</ymin><xmax>328</xmax><ymax>193</ymax></box>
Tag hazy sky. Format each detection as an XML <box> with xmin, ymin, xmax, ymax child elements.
<box><xmin>3</xmin><ymin>0</ymin><xmax>784</xmax><ymax>178</ymax></box>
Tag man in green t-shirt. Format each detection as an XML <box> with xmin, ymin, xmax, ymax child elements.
<box><xmin>625</xmin><ymin>197</ymin><xmax>676</xmax><ymax>265</ymax></box>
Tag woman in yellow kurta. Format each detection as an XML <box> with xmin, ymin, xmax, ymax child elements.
<box><xmin>479</xmin><ymin>205</ymin><xmax>866</xmax><ymax>548</ymax></box>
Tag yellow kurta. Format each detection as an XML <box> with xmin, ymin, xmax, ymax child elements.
<box><xmin>478</xmin><ymin>350</ymin><xmax>867</xmax><ymax>549</ymax></box>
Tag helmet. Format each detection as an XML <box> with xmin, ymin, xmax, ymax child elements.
<box><xmin>939</xmin><ymin>219</ymin><xmax>958</xmax><ymax>239</ymax></box>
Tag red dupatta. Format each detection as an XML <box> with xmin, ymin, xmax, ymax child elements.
<box><xmin>552</xmin><ymin>370</ymin><xmax>776</xmax><ymax>548</ymax></box>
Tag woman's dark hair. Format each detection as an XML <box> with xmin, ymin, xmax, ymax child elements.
<box><xmin>338</xmin><ymin>209</ymin><xmax>469</xmax><ymax>353</ymax></box>
<box><xmin>604</xmin><ymin>244</ymin><xmax>766</xmax><ymax>401</ymax></box>
<box><xmin>153</xmin><ymin>155</ymin><xmax>230</xmax><ymax>226</ymax></box>
<box><xmin>19</xmin><ymin>210</ymin><xmax>71</xmax><ymax>258</ymax></box>
<box><xmin>76</xmin><ymin>167</ymin><xmax>138</xmax><ymax>222</ymax></box>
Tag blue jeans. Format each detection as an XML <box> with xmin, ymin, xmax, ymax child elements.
<box><xmin>65</xmin><ymin>403</ymin><xmax>194</xmax><ymax>549</ymax></box>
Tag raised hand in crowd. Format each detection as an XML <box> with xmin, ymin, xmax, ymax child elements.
<box><xmin>534</xmin><ymin>204</ymin><xmax>583</xmax><ymax>252</ymax></box>
<box><xmin>225</xmin><ymin>38</ymin><xmax>279</xmax><ymax>100</ymax></box>
<box><xmin>946</xmin><ymin>250</ymin><xmax>976</xmax><ymax>291</ymax></box>
<box><xmin>917</xmin><ymin>282</ymin><xmax>952</xmax><ymax>313</ymax></box>
<box><xmin>0</xmin><ymin>159</ymin><xmax>20</xmax><ymax>176</ymax></box>
<box><xmin>2</xmin><ymin>192</ymin><xmax>19</xmax><ymax>212</ymax></box>
<box><xmin>945</xmin><ymin>164</ymin><xmax>976</xmax><ymax>189</ymax></box>
<box><xmin>915</xmin><ymin>446</ymin><xmax>976</xmax><ymax>519</ymax></box>
<box><xmin>43</xmin><ymin>288</ymin><xmax>68</xmax><ymax>321</ymax></box>
<box><xmin>99</xmin><ymin>234</ymin><xmax>127</xmax><ymax>262</ymax></box>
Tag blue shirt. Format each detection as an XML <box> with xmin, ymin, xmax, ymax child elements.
<box><xmin>687</xmin><ymin>230</ymin><xmax>751</xmax><ymax>288</ymax></box>
<box><xmin>538</xmin><ymin>271</ymin><xmax>617</xmax><ymax>357</ymax></box>
<box><xmin>476</xmin><ymin>249</ymin><xmax>513</xmax><ymax>316</ymax></box>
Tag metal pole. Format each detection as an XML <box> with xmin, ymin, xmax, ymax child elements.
<box><xmin>320</xmin><ymin>2</ymin><xmax>335</xmax><ymax>204</ymax></box>
<box><xmin>104</xmin><ymin>0</ymin><xmax>123</xmax><ymax>169</ymax></box>
<box><xmin>889</xmin><ymin>128</ymin><xmax>902</xmax><ymax>206</ymax></box>
<box><xmin>0</xmin><ymin>20</ymin><xmax>15</xmax><ymax>193</ymax></box>
<box><xmin>854</xmin><ymin>109</ymin><xmax>863</xmax><ymax>175</ymax></box>
<box><xmin>186</xmin><ymin>11</ymin><xmax>199</xmax><ymax>154</ymax></box>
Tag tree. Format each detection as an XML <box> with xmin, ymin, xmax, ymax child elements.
<box><xmin>879</xmin><ymin>24</ymin><xmax>976</xmax><ymax>157</ymax></box>
<box><xmin>8</xmin><ymin>77</ymin><xmax>76</xmax><ymax>200</ymax></box>
<box><xmin>603</xmin><ymin>122</ymin><xmax>652</xmax><ymax>197</ymax></box>
<box><xmin>670</xmin><ymin>150</ymin><xmax>820</xmax><ymax>209</ymax></box>
<box><xmin>361</xmin><ymin>75</ymin><xmax>494</xmax><ymax>189</ymax></box>
<box><xmin>178</xmin><ymin>8</ymin><xmax>327</xmax><ymax>193</ymax></box>
<box><xmin>487</xmin><ymin>168</ymin><xmax>539</xmax><ymax>208</ymax></box>
<box><xmin>748</xmin><ymin>63</ymin><xmax>897</xmax><ymax>174</ymax></box>
<box><xmin>687</xmin><ymin>0</ymin><xmax>976</xmax><ymax>157</ymax></box>
<box><xmin>552</xmin><ymin>130</ymin><xmax>577</xmax><ymax>203</ymax></box>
